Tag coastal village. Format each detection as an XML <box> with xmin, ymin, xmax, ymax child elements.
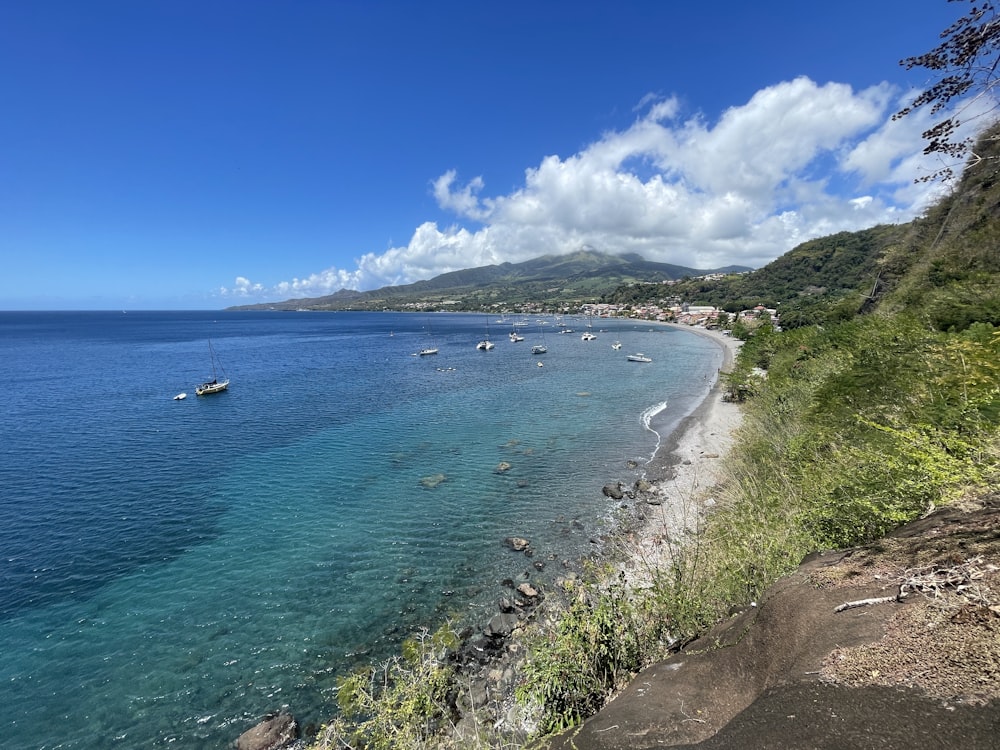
<box><xmin>577</xmin><ymin>301</ymin><xmax>779</xmax><ymax>329</ymax></box>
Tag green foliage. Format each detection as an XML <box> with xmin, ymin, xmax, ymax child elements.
<box><xmin>314</xmin><ymin>624</ymin><xmax>459</xmax><ymax>750</ymax></box>
<box><xmin>724</xmin><ymin>313</ymin><xmax>999</xmax><ymax>550</ymax></box>
<box><xmin>603</xmin><ymin>225</ymin><xmax>907</xmax><ymax>316</ymax></box>
<box><xmin>517</xmin><ymin>574</ymin><xmax>672</xmax><ymax>735</ymax></box>
<box><xmin>309</xmin><ymin>126</ymin><xmax>1000</xmax><ymax>749</ymax></box>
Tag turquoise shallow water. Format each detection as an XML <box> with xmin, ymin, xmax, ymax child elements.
<box><xmin>0</xmin><ymin>310</ymin><xmax>722</xmax><ymax>748</ymax></box>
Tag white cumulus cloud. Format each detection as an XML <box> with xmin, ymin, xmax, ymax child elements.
<box><xmin>233</xmin><ymin>76</ymin><xmax>979</xmax><ymax>301</ymax></box>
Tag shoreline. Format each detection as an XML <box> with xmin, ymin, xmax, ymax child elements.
<box><xmin>617</xmin><ymin>324</ymin><xmax>743</xmax><ymax>583</ymax></box>
<box><xmin>240</xmin><ymin>323</ymin><xmax>746</xmax><ymax>747</ymax></box>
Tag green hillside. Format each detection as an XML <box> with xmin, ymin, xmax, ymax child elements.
<box><xmin>599</xmin><ymin>224</ymin><xmax>909</xmax><ymax>327</ymax></box>
<box><xmin>226</xmin><ymin>250</ymin><xmax>748</xmax><ymax>312</ymax></box>
<box><xmin>305</xmin><ymin>127</ymin><xmax>1000</xmax><ymax>750</ymax></box>
<box><xmin>522</xmin><ymin>125</ymin><xmax>1000</xmax><ymax>735</ymax></box>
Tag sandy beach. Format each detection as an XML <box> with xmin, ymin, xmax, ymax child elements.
<box><xmin>620</xmin><ymin>324</ymin><xmax>744</xmax><ymax>581</ymax></box>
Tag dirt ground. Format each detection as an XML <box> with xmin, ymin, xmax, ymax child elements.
<box><xmin>543</xmin><ymin>495</ymin><xmax>1000</xmax><ymax>749</ymax></box>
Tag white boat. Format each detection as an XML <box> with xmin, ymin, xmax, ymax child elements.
<box><xmin>477</xmin><ymin>319</ymin><xmax>495</xmax><ymax>350</ymax></box>
<box><xmin>612</xmin><ymin>341</ymin><xmax>622</xmax><ymax>350</ymax></box>
<box><xmin>173</xmin><ymin>392</ymin><xmax>187</xmax><ymax>400</ymax></box>
<box><xmin>627</xmin><ymin>353</ymin><xmax>652</xmax><ymax>363</ymax></box>
<box><xmin>419</xmin><ymin>318</ymin><xmax>439</xmax><ymax>355</ymax></box>
<box><xmin>531</xmin><ymin>325</ymin><xmax>547</xmax><ymax>354</ymax></box>
<box><xmin>195</xmin><ymin>340</ymin><xmax>230</xmax><ymax>395</ymax></box>
<box><xmin>581</xmin><ymin>331</ymin><xmax>597</xmax><ymax>341</ymax></box>
<box><xmin>509</xmin><ymin>331</ymin><xmax>525</xmax><ymax>342</ymax></box>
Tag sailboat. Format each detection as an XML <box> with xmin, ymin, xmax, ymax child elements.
<box><xmin>418</xmin><ymin>318</ymin><xmax>439</xmax><ymax>355</ymax></box>
<box><xmin>531</xmin><ymin>324</ymin><xmax>547</xmax><ymax>354</ymax></box>
<box><xmin>477</xmin><ymin>319</ymin><xmax>495</xmax><ymax>350</ymax></box>
<box><xmin>195</xmin><ymin>340</ymin><xmax>230</xmax><ymax>395</ymax></box>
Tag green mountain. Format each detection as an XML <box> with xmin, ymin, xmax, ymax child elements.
<box><xmin>605</xmin><ymin>125</ymin><xmax>1000</xmax><ymax>331</ymax></box>
<box><xmin>225</xmin><ymin>250</ymin><xmax>750</xmax><ymax>311</ymax></box>
<box><xmin>601</xmin><ymin>224</ymin><xmax>910</xmax><ymax>327</ymax></box>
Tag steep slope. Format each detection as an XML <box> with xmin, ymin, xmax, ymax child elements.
<box><xmin>601</xmin><ymin>224</ymin><xmax>908</xmax><ymax>327</ymax></box>
<box><xmin>875</xmin><ymin>123</ymin><xmax>1000</xmax><ymax>330</ymax></box>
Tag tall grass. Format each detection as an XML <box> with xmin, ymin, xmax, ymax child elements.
<box><xmin>305</xmin><ymin>318</ymin><xmax>999</xmax><ymax>748</ymax></box>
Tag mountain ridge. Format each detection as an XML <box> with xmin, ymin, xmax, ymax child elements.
<box><xmin>226</xmin><ymin>250</ymin><xmax>750</xmax><ymax>311</ymax></box>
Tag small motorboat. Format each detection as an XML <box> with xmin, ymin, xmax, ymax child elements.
<box><xmin>627</xmin><ymin>353</ymin><xmax>652</xmax><ymax>363</ymax></box>
<box><xmin>173</xmin><ymin>392</ymin><xmax>187</xmax><ymax>400</ymax></box>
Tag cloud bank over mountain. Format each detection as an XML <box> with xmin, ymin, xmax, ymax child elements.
<box><xmin>224</xmin><ymin>77</ymin><xmax>970</xmax><ymax>302</ymax></box>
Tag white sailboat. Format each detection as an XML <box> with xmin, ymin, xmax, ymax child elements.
<box><xmin>195</xmin><ymin>340</ymin><xmax>230</xmax><ymax>395</ymax></box>
<box><xmin>531</xmin><ymin>324</ymin><xmax>547</xmax><ymax>354</ymax></box>
<box><xmin>477</xmin><ymin>319</ymin><xmax>495</xmax><ymax>350</ymax></box>
<box><xmin>418</xmin><ymin>318</ymin><xmax>439</xmax><ymax>355</ymax></box>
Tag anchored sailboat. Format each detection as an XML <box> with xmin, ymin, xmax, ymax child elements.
<box><xmin>477</xmin><ymin>319</ymin><xmax>495</xmax><ymax>350</ymax></box>
<box><xmin>195</xmin><ymin>340</ymin><xmax>230</xmax><ymax>395</ymax></box>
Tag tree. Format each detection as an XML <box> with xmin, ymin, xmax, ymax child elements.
<box><xmin>894</xmin><ymin>1</ymin><xmax>1000</xmax><ymax>180</ymax></box>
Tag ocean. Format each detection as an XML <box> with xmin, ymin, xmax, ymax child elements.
<box><xmin>0</xmin><ymin>310</ymin><xmax>723</xmax><ymax>749</ymax></box>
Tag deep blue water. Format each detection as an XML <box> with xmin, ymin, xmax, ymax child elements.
<box><xmin>0</xmin><ymin>310</ymin><xmax>722</xmax><ymax>748</ymax></box>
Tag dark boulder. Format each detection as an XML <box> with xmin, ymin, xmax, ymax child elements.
<box><xmin>602</xmin><ymin>483</ymin><xmax>624</xmax><ymax>500</ymax></box>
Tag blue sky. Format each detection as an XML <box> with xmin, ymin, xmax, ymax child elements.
<box><xmin>0</xmin><ymin>1</ymin><xmax>981</xmax><ymax>309</ymax></box>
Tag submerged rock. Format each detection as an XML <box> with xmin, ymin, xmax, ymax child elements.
<box><xmin>419</xmin><ymin>473</ymin><xmax>447</xmax><ymax>488</ymax></box>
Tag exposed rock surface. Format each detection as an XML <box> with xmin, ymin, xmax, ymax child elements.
<box><xmin>236</xmin><ymin>711</ymin><xmax>299</xmax><ymax>750</ymax></box>
<box><xmin>544</xmin><ymin>498</ymin><xmax>1000</xmax><ymax>749</ymax></box>
<box><xmin>602</xmin><ymin>483</ymin><xmax>624</xmax><ymax>500</ymax></box>
<box><xmin>504</xmin><ymin>536</ymin><xmax>531</xmax><ymax>552</ymax></box>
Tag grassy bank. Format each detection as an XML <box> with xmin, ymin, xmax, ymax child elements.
<box><xmin>513</xmin><ymin>313</ymin><xmax>1000</xmax><ymax>738</ymax></box>
<box><xmin>304</xmin><ymin>313</ymin><xmax>998</xmax><ymax>748</ymax></box>
<box><xmin>305</xmin><ymin>124</ymin><xmax>1000</xmax><ymax>747</ymax></box>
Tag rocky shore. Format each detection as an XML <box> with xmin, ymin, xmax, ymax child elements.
<box><xmin>235</xmin><ymin>325</ymin><xmax>747</xmax><ymax>749</ymax></box>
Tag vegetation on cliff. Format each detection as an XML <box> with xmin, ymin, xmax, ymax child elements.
<box><xmin>513</xmin><ymin>123</ymin><xmax>1000</xmax><ymax>738</ymax></box>
<box><xmin>303</xmin><ymin>118</ymin><xmax>1000</xmax><ymax>750</ymax></box>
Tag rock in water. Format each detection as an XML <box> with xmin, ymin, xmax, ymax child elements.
<box><xmin>419</xmin><ymin>473</ymin><xmax>447</xmax><ymax>488</ymax></box>
<box><xmin>236</xmin><ymin>712</ymin><xmax>298</xmax><ymax>750</ymax></box>
<box><xmin>504</xmin><ymin>536</ymin><xmax>531</xmax><ymax>552</ymax></box>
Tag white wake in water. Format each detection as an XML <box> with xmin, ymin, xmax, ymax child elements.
<box><xmin>640</xmin><ymin>400</ymin><xmax>669</xmax><ymax>457</ymax></box>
